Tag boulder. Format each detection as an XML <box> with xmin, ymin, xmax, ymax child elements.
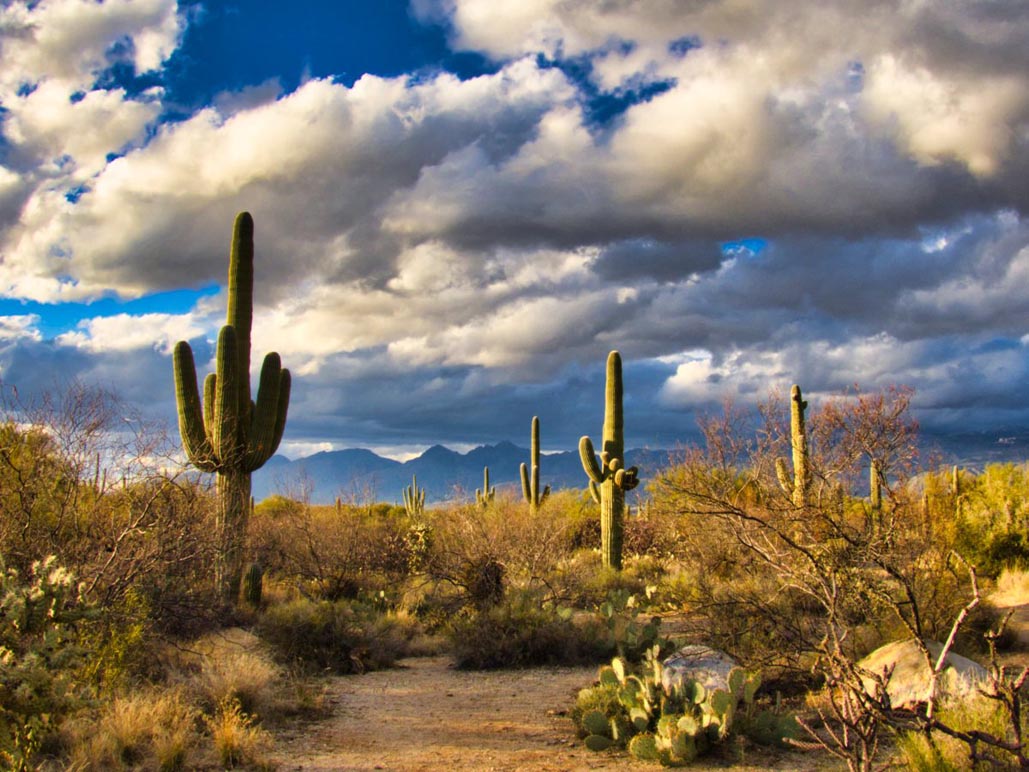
<box><xmin>857</xmin><ymin>639</ymin><xmax>989</xmax><ymax>709</ymax></box>
<box><xmin>661</xmin><ymin>644</ymin><xmax>740</xmax><ymax>695</ymax></box>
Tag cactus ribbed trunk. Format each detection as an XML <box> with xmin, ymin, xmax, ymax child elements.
<box><xmin>216</xmin><ymin>469</ymin><xmax>251</xmax><ymax>601</ymax></box>
<box><xmin>789</xmin><ymin>385</ymin><xmax>809</xmax><ymax>507</ymax></box>
<box><xmin>580</xmin><ymin>351</ymin><xmax>639</xmax><ymax>571</ymax></box>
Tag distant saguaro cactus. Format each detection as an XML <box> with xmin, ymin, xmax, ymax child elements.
<box><xmin>521</xmin><ymin>416</ymin><xmax>550</xmax><ymax>515</ymax></box>
<box><xmin>580</xmin><ymin>351</ymin><xmax>639</xmax><ymax>570</ymax></box>
<box><xmin>476</xmin><ymin>467</ymin><xmax>495</xmax><ymax>508</ymax></box>
<box><xmin>775</xmin><ymin>385</ymin><xmax>810</xmax><ymax>507</ymax></box>
<box><xmin>870</xmin><ymin>458</ymin><xmax>883</xmax><ymax>511</ymax></box>
<box><xmin>404</xmin><ymin>474</ymin><xmax>426</xmax><ymax>516</ymax></box>
<box><xmin>173</xmin><ymin>212</ymin><xmax>290</xmax><ymax>604</ymax></box>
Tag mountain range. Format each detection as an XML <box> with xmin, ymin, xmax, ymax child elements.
<box><xmin>251</xmin><ymin>428</ymin><xmax>1029</xmax><ymax>505</ymax></box>
<box><xmin>252</xmin><ymin>442</ymin><xmax>673</xmax><ymax>505</ymax></box>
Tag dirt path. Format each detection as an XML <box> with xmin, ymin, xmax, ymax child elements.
<box><xmin>272</xmin><ymin>656</ymin><xmax>826</xmax><ymax>772</ymax></box>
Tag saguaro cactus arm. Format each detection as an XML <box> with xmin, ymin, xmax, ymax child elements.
<box><xmin>173</xmin><ymin>341</ymin><xmax>217</xmax><ymax>472</ymax></box>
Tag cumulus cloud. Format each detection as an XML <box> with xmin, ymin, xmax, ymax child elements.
<box><xmin>1</xmin><ymin>0</ymin><xmax>1028</xmax><ymax>453</ymax></box>
<box><xmin>55</xmin><ymin>312</ymin><xmax>206</xmax><ymax>354</ymax></box>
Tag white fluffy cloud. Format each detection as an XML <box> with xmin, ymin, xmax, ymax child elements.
<box><xmin>1</xmin><ymin>0</ymin><xmax>1028</xmax><ymax>450</ymax></box>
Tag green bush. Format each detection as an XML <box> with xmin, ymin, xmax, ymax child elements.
<box><xmin>448</xmin><ymin>589</ymin><xmax>611</xmax><ymax>669</ymax></box>
<box><xmin>256</xmin><ymin>598</ymin><xmax>415</xmax><ymax>674</ymax></box>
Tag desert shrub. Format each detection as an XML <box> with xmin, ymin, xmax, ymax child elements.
<box><xmin>188</xmin><ymin>642</ymin><xmax>281</xmax><ymax>717</ymax></box>
<box><xmin>249</xmin><ymin>493</ymin><xmax>413</xmax><ymax>601</ymax></box>
<box><xmin>256</xmin><ymin>597</ymin><xmax>414</xmax><ymax>674</ymax></box>
<box><xmin>448</xmin><ymin>588</ymin><xmax>611</xmax><ymax>669</ymax></box>
<box><xmin>898</xmin><ymin>690</ymin><xmax>1027</xmax><ymax>770</ymax></box>
<box><xmin>67</xmin><ymin>688</ymin><xmax>198</xmax><ymax>771</ymax></box>
<box><xmin>0</xmin><ymin>556</ymin><xmax>92</xmax><ymax>770</ymax></box>
<box><xmin>206</xmin><ymin>697</ymin><xmax>274</xmax><ymax>770</ymax></box>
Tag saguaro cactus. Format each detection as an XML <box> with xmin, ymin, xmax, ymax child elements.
<box><xmin>579</xmin><ymin>351</ymin><xmax>639</xmax><ymax>570</ymax></box>
<box><xmin>870</xmin><ymin>458</ymin><xmax>883</xmax><ymax>511</ymax></box>
<box><xmin>173</xmin><ymin>212</ymin><xmax>290</xmax><ymax>604</ymax></box>
<box><xmin>404</xmin><ymin>474</ymin><xmax>426</xmax><ymax>516</ymax></box>
<box><xmin>475</xmin><ymin>466</ymin><xmax>495</xmax><ymax>508</ymax></box>
<box><xmin>521</xmin><ymin>416</ymin><xmax>550</xmax><ymax>515</ymax></box>
<box><xmin>775</xmin><ymin>384</ymin><xmax>810</xmax><ymax>507</ymax></box>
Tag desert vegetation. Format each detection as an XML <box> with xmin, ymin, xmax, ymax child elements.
<box><xmin>4</xmin><ymin>214</ymin><xmax>1029</xmax><ymax>770</ymax></box>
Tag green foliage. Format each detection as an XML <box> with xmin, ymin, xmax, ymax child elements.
<box><xmin>579</xmin><ymin>351</ymin><xmax>640</xmax><ymax>570</ymax></box>
<box><xmin>447</xmin><ymin>588</ymin><xmax>610</xmax><ymax>669</ymax></box>
<box><xmin>955</xmin><ymin>463</ymin><xmax>1029</xmax><ymax>578</ymax></box>
<box><xmin>256</xmin><ymin>597</ymin><xmax>414</xmax><ymax>674</ymax></box>
<box><xmin>172</xmin><ymin>212</ymin><xmax>291</xmax><ymax>603</ymax></box>
<box><xmin>0</xmin><ymin>556</ymin><xmax>92</xmax><ymax>770</ymax></box>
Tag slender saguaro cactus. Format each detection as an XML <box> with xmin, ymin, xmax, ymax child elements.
<box><xmin>870</xmin><ymin>458</ymin><xmax>883</xmax><ymax>511</ymax></box>
<box><xmin>521</xmin><ymin>416</ymin><xmax>551</xmax><ymax>515</ymax></box>
<box><xmin>404</xmin><ymin>474</ymin><xmax>426</xmax><ymax>516</ymax></box>
<box><xmin>579</xmin><ymin>351</ymin><xmax>639</xmax><ymax>570</ymax></box>
<box><xmin>476</xmin><ymin>467</ymin><xmax>495</xmax><ymax>508</ymax></box>
<box><xmin>172</xmin><ymin>212</ymin><xmax>290</xmax><ymax>604</ymax></box>
<box><xmin>775</xmin><ymin>384</ymin><xmax>810</xmax><ymax>507</ymax></box>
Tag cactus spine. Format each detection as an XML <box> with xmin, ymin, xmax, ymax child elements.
<box><xmin>475</xmin><ymin>467</ymin><xmax>495</xmax><ymax>508</ymax></box>
<box><xmin>775</xmin><ymin>384</ymin><xmax>810</xmax><ymax>507</ymax></box>
<box><xmin>403</xmin><ymin>474</ymin><xmax>426</xmax><ymax>516</ymax></box>
<box><xmin>579</xmin><ymin>351</ymin><xmax>639</xmax><ymax>570</ymax></box>
<box><xmin>521</xmin><ymin>416</ymin><xmax>551</xmax><ymax>515</ymax></box>
<box><xmin>172</xmin><ymin>213</ymin><xmax>290</xmax><ymax>604</ymax></box>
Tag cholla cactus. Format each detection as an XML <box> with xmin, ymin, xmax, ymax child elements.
<box><xmin>475</xmin><ymin>466</ymin><xmax>495</xmax><ymax>508</ymax></box>
<box><xmin>521</xmin><ymin>416</ymin><xmax>550</xmax><ymax>515</ymax></box>
<box><xmin>172</xmin><ymin>213</ymin><xmax>290</xmax><ymax>603</ymax></box>
<box><xmin>775</xmin><ymin>384</ymin><xmax>810</xmax><ymax>507</ymax></box>
<box><xmin>403</xmin><ymin>474</ymin><xmax>426</xmax><ymax>516</ymax></box>
<box><xmin>580</xmin><ymin>351</ymin><xmax>639</xmax><ymax>570</ymax></box>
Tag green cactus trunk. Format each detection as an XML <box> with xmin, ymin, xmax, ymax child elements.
<box><xmin>172</xmin><ymin>213</ymin><xmax>290</xmax><ymax>605</ymax></box>
<box><xmin>580</xmin><ymin>351</ymin><xmax>639</xmax><ymax>570</ymax></box>
<box><xmin>775</xmin><ymin>384</ymin><xmax>810</xmax><ymax>507</ymax></box>
<box><xmin>521</xmin><ymin>416</ymin><xmax>550</xmax><ymax>515</ymax></box>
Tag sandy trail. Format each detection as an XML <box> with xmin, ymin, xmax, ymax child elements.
<box><xmin>272</xmin><ymin>656</ymin><xmax>826</xmax><ymax>772</ymax></box>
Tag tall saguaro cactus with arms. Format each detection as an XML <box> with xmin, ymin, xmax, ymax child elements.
<box><xmin>521</xmin><ymin>416</ymin><xmax>550</xmax><ymax>515</ymax></box>
<box><xmin>172</xmin><ymin>212</ymin><xmax>291</xmax><ymax>604</ymax></box>
<box><xmin>579</xmin><ymin>351</ymin><xmax>639</xmax><ymax>570</ymax></box>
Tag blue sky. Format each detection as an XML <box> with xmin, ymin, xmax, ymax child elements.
<box><xmin>0</xmin><ymin>0</ymin><xmax>1028</xmax><ymax>464</ymax></box>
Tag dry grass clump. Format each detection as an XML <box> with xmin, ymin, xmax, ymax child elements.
<box><xmin>171</xmin><ymin>628</ymin><xmax>281</xmax><ymax>718</ymax></box>
<box><xmin>67</xmin><ymin>688</ymin><xmax>198</xmax><ymax>771</ymax></box>
<box><xmin>206</xmin><ymin>697</ymin><xmax>275</xmax><ymax>770</ymax></box>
